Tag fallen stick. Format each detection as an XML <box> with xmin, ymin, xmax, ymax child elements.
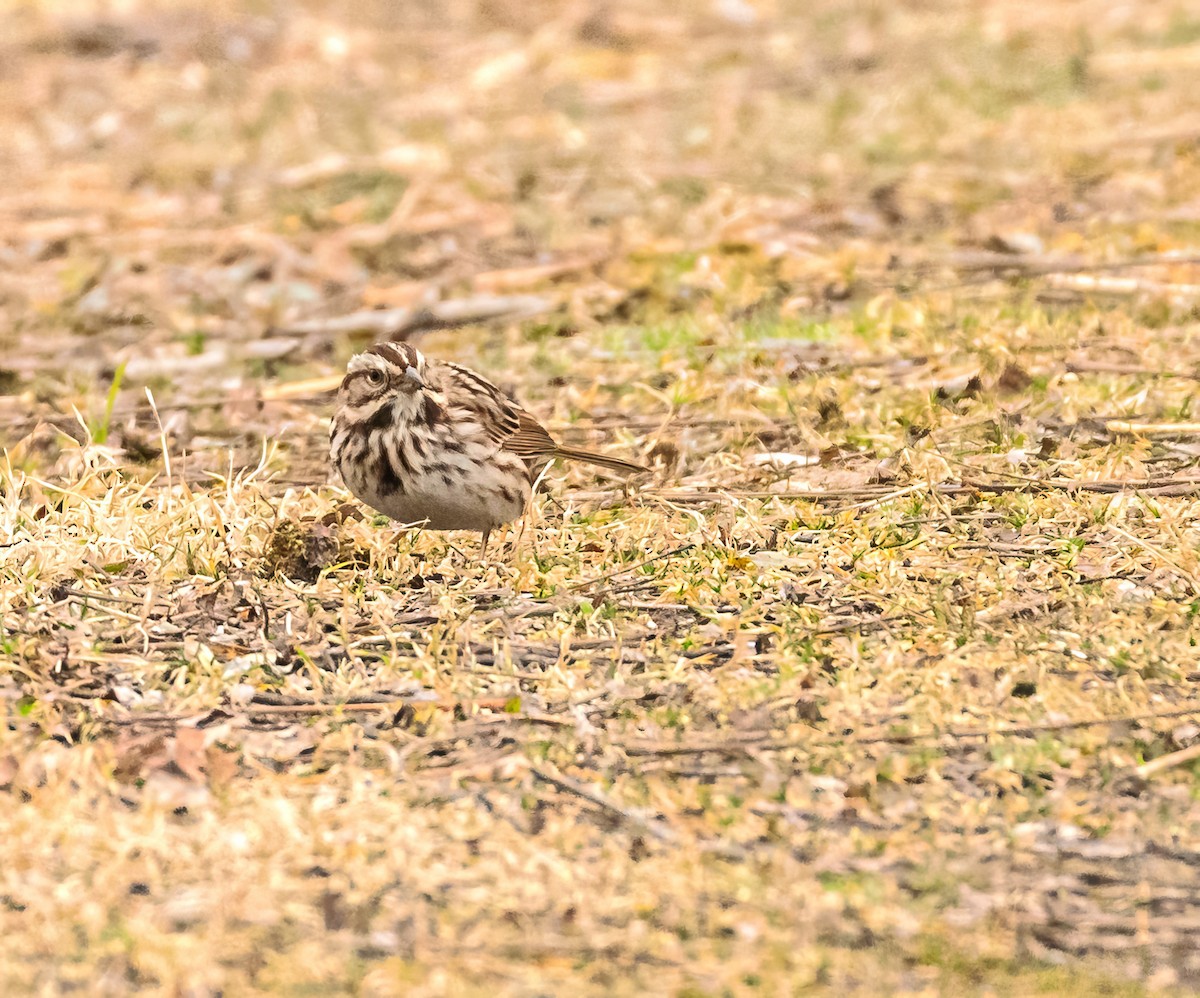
<box><xmin>266</xmin><ymin>294</ymin><xmax>553</xmax><ymax>340</ymax></box>
<box><xmin>261</xmin><ymin>374</ymin><xmax>343</xmax><ymax>400</ymax></box>
<box><xmin>622</xmin><ymin>703</ymin><xmax>1200</xmax><ymax>756</ymax></box>
<box><xmin>1105</xmin><ymin>420</ymin><xmax>1200</xmax><ymax>435</ymax></box>
<box><xmin>1066</xmin><ymin>359</ymin><xmax>1200</xmax><ymax>381</ymax></box>
<box><xmin>530</xmin><ymin>763</ymin><xmax>677</xmax><ymax>842</ymax></box>
<box><xmin>1136</xmin><ymin>742</ymin><xmax>1200</xmax><ymax>779</ymax></box>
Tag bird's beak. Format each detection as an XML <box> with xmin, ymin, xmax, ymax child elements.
<box><xmin>404</xmin><ymin>366</ymin><xmax>424</xmax><ymax>388</ymax></box>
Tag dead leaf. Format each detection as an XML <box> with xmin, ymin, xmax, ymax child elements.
<box><xmin>997</xmin><ymin>362</ymin><xmax>1033</xmax><ymax>394</ymax></box>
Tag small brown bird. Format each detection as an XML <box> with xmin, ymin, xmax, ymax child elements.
<box><xmin>329</xmin><ymin>343</ymin><xmax>645</xmax><ymax>551</ymax></box>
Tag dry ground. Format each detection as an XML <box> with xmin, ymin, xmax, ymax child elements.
<box><xmin>4</xmin><ymin>0</ymin><xmax>1200</xmax><ymax>994</ymax></box>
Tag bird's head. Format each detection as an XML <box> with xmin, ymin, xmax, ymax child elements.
<box><xmin>338</xmin><ymin>342</ymin><xmax>430</xmax><ymax>413</ymax></box>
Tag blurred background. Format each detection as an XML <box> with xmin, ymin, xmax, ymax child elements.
<box><xmin>4</xmin><ymin>0</ymin><xmax>1200</xmax><ymax>475</ymax></box>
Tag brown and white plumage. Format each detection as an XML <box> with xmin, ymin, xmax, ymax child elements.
<box><xmin>329</xmin><ymin>342</ymin><xmax>645</xmax><ymax>545</ymax></box>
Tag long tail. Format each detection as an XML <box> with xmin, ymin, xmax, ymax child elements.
<box><xmin>551</xmin><ymin>446</ymin><xmax>647</xmax><ymax>475</ymax></box>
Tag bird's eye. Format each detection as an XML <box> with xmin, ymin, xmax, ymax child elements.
<box><xmin>365</xmin><ymin>369</ymin><xmax>386</xmax><ymax>386</ymax></box>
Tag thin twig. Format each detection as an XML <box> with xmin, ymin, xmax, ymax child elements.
<box><xmin>1105</xmin><ymin>420</ymin><xmax>1200</xmax><ymax>435</ymax></box>
<box><xmin>530</xmin><ymin>764</ymin><xmax>676</xmax><ymax>842</ymax></box>
<box><xmin>94</xmin><ymin>698</ymin><xmax>571</xmax><ymax>725</ymax></box>
<box><xmin>568</xmin><ymin>543</ymin><xmax>697</xmax><ymax>593</ymax></box>
<box><xmin>1136</xmin><ymin>742</ymin><xmax>1200</xmax><ymax>779</ymax></box>
<box><xmin>622</xmin><ymin>703</ymin><xmax>1200</xmax><ymax>756</ymax></box>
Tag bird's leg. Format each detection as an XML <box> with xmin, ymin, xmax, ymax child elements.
<box><xmin>480</xmin><ymin>528</ymin><xmax>491</xmax><ymax>564</ymax></box>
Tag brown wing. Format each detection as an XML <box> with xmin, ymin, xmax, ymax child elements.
<box><xmin>438</xmin><ymin>360</ymin><xmax>556</xmax><ymax>459</ymax></box>
<box><xmin>436</xmin><ymin>360</ymin><xmax>642</xmax><ymax>474</ymax></box>
<box><xmin>505</xmin><ymin>409</ymin><xmax>558</xmax><ymax>461</ymax></box>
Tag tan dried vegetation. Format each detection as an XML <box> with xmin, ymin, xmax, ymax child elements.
<box><xmin>3</xmin><ymin>0</ymin><xmax>1200</xmax><ymax>994</ymax></box>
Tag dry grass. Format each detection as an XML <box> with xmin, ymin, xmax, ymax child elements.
<box><xmin>4</xmin><ymin>0</ymin><xmax>1200</xmax><ymax>994</ymax></box>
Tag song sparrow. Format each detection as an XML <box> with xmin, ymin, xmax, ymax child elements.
<box><xmin>330</xmin><ymin>342</ymin><xmax>646</xmax><ymax>549</ymax></box>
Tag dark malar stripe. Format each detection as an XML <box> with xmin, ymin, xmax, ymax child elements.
<box><xmin>421</xmin><ymin>395</ymin><xmax>444</xmax><ymax>425</ymax></box>
<box><xmin>364</xmin><ymin>402</ymin><xmax>395</xmax><ymax>433</ymax></box>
